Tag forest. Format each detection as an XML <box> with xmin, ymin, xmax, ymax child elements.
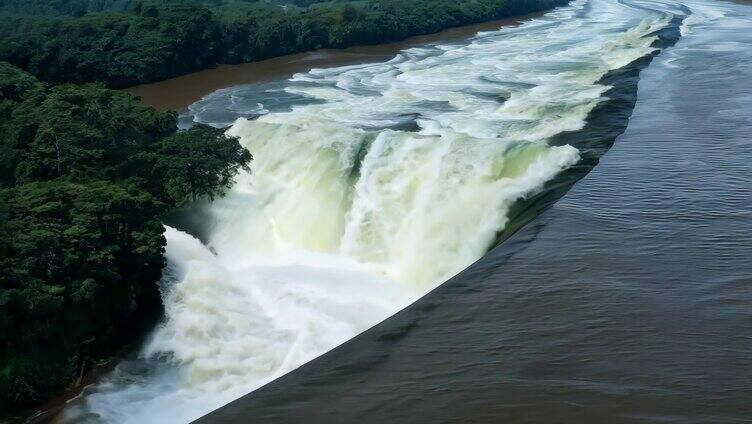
<box><xmin>0</xmin><ymin>61</ymin><xmax>251</xmax><ymax>412</ymax></box>
<box><xmin>0</xmin><ymin>0</ymin><xmax>569</xmax><ymax>87</ymax></box>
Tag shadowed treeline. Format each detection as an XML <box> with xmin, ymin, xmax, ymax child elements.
<box><xmin>0</xmin><ymin>0</ymin><xmax>568</xmax><ymax>88</ymax></box>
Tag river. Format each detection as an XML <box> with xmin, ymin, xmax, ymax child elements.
<box><xmin>124</xmin><ymin>13</ymin><xmax>541</xmax><ymax>112</ymax></box>
<box><xmin>54</xmin><ymin>0</ymin><xmax>751</xmax><ymax>423</ymax></box>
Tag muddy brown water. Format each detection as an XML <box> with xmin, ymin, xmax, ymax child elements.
<box><xmin>126</xmin><ymin>13</ymin><xmax>539</xmax><ymax>111</ymax></box>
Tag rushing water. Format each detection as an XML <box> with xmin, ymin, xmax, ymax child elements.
<box><xmin>125</xmin><ymin>14</ymin><xmax>539</xmax><ymax>111</ymax></box>
<box><xmin>195</xmin><ymin>1</ymin><xmax>752</xmax><ymax>422</ymax></box>
<box><xmin>56</xmin><ymin>0</ymin><xmax>739</xmax><ymax>422</ymax></box>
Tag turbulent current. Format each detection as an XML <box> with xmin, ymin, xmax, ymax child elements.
<box><xmin>58</xmin><ymin>0</ymin><xmax>715</xmax><ymax>422</ymax></box>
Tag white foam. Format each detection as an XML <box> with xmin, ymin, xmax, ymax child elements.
<box><xmin>60</xmin><ymin>0</ymin><xmax>697</xmax><ymax>422</ymax></box>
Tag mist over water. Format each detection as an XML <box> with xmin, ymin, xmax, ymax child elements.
<box><xmin>58</xmin><ymin>0</ymin><xmax>711</xmax><ymax>422</ymax></box>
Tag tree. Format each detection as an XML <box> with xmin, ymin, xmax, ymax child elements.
<box><xmin>0</xmin><ymin>0</ymin><xmax>569</xmax><ymax>87</ymax></box>
<box><xmin>0</xmin><ymin>64</ymin><xmax>253</xmax><ymax>411</ymax></box>
<box><xmin>154</xmin><ymin>124</ymin><xmax>252</xmax><ymax>205</ymax></box>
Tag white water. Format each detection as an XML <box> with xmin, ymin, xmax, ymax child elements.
<box><xmin>60</xmin><ymin>0</ymin><xmax>695</xmax><ymax>422</ymax></box>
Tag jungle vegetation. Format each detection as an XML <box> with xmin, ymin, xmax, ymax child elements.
<box><xmin>0</xmin><ymin>62</ymin><xmax>251</xmax><ymax>412</ymax></box>
<box><xmin>0</xmin><ymin>0</ymin><xmax>569</xmax><ymax>87</ymax></box>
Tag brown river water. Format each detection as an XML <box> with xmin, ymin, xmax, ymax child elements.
<box><xmin>126</xmin><ymin>14</ymin><xmax>538</xmax><ymax>111</ymax></box>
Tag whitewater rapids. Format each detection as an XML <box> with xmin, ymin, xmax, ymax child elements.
<box><xmin>58</xmin><ymin>0</ymin><xmax>703</xmax><ymax>422</ymax></box>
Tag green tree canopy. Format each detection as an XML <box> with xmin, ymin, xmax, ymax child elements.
<box><xmin>0</xmin><ymin>62</ymin><xmax>252</xmax><ymax>411</ymax></box>
<box><xmin>155</xmin><ymin>124</ymin><xmax>252</xmax><ymax>205</ymax></box>
<box><xmin>0</xmin><ymin>0</ymin><xmax>569</xmax><ymax>87</ymax></box>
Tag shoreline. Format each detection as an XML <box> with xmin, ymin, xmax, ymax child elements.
<box><xmin>19</xmin><ymin>337</ymin><xmax>151</xmax><ymax>424</ymax></box>
<box><xmin>126</xmin><ymin>12</ymin><xmax>543</xmax><ymax>111</ymax></box>
<box><xmin>21</xmin><ymin>359</ymin><xmax>117</xmax><ymax>424</ymax></box>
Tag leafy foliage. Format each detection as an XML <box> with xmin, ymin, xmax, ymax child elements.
<box><xmin>0</xmin><ymin>0</ymin><xmax>134</xmax><ymax>16</ymax></box>
<box><xmin>0</xmin><ymin>62</ymin><xmax>251</xmax><ymax>410</ymax></box>
<box><xmin>0</xmin><ymin>5</ymin><xmax>221</xmax><ymax>87</ymax></box>
<box><xmin>0</xmin><ymin>0</ymin><xmax>569</xmax><ymax>87</ymax></box>
<box><xmin>155</xmin><ymin>124</ymin><xmax>251</xmax><ymax>204</ymax></box>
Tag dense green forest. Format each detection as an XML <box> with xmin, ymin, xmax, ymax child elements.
<box><xmin>0</xmin><ymin>0</ymin><xmax>330</xmax><ymax>16</ymax></box>
<box><xmin>0</xmin><ymin>0</ymin><xmax>569</xmax><ymax>87</ymax></box>
<box><xmin>0</xmin><ymin>61</ymin><xmax>251</xmax><ymax>412</ymax></box>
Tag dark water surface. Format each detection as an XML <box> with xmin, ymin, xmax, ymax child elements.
<box><xmin>196</xmin><ymin>2</ymin><xmax>752</xmax><ymax>423</ymax></box>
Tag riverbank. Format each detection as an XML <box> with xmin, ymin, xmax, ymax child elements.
<box><xmin>1</xmin><ymin>0</ymin><xmax>568</xmax><ymax>89</ymax></box>
<box><xmin>126</xmin><ymin>12</ymin><xmax>542</xmax><ymax>111</ymax></box>
<box><xmin>21</xmin><ymin>357</ymin><xmax>119</xmax><ymax>424</ymax></box>
<box><xmin>0</xmin><ymin>69</ymin><xmax>250</xmax><ymax>424</ymax></box>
